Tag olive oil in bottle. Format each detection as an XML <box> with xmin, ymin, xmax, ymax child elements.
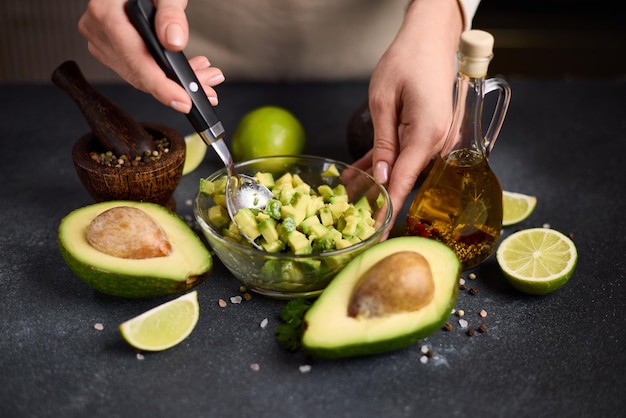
<box><xmin>404</xmin><ymin>30</ymin><xmax>511</xmax><ymax>270</ymax></box>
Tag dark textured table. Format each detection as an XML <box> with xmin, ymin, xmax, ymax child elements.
<box><xmin>1</xmin><ymin>78</ymin><xmax>625</xmax><ymax>418</ymax></box>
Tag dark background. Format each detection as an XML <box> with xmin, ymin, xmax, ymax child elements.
<box><xmin>1</xmin><ymin>0</ymin><xmax>624</xmax><ymax>82</ymax></box>
<box><xmin>474</xmin><ymin>0</ymin><xmax>625</xmax><ymax>78</ymax></box>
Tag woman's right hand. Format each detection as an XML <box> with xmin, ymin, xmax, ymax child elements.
<box><xmin>78</xmin><ymin>0</ymin><xmax>225</xmax><ymax>114</ymax></box>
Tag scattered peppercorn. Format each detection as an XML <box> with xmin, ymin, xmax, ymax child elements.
<box><xmin>459</xmin><ymin>284</ymin><xmax>467</xmax><ymax>291</ymax></box>
<box><xmin>443</xmin><ymin>322</ymin><xmax>453</xmax><ymax>331</ymax></box>
<box><xmin>478</xmin><ymin>324</ymin><xmax>488</xmax><ymax>333</ymax></box>
<box><xmin>469</xmin><ymin>287</ymin><xmax>479</xmax><ymax>295</ymax></box>
<box><xmin>467</xmin><ymin>329</ymin><xmax>475</xmax><ymax>336</ymax></box>
<box><xmin>479</xmin><ymin>309</ymin><xmax>488</xmax><ymax>318</ymax></box>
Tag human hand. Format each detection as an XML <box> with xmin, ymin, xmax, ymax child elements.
<box><xmin>78</xmin><ymin>0</ymin><xmax>225</xmax><ymax>113</ymax></box>
<box><xmin>352</xmin><ymin>0</ymin><xmax>463</xmax><ymax>239</ymax></box>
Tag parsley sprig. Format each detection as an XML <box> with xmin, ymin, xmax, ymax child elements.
<box><xmin>275</xmin><ymin>299</ymin><xmax>312</xmax><ymax>351</ymax></box>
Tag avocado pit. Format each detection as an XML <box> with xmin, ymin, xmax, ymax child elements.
<box><xmin>86</xmin><ymin>206</ymin><xmax>172</xmax><ymax>259</ymax></box>
<box><xmin>348</xmin><ymin>251</ymin><xmax>435</xmax><ymax>318</ymax></box>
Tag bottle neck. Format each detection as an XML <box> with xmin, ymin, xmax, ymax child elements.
<box><xmin>441</xmin><ymin>67</ymin><xmax>487</xmax><ymax>158</ymax></box>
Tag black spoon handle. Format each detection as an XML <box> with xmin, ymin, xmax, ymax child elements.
<box><xmin>125</xmin><ymin>0</ymin><xmax>225</xmax><ymax>142</ymax></box>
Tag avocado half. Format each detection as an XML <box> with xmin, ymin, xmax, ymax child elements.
<box><xmin>58</xmin><ymin>201</ymin><xmax>212</xmax><ymax>298</ymax></box>
<box><xmin>301</xmin><ymin>237</ymin><xmax>460</xmax><ymax>358</ymax></box>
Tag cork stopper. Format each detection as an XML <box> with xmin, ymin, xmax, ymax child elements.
<box><xmin>458</xmin><ymin>30</ymin><xmax>494</xmax><ymax>77</ymax></box>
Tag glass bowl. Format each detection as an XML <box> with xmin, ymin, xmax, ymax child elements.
<box><xmin>194</xmin><ymin>155</ymin><xmax>392</xmax><ymax>299</ymax></box>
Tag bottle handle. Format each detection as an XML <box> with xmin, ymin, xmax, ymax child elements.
<box><xmin>483</xmin><ymin>77</ymin><xmax>511</xmax><ymax>154</ymax></box>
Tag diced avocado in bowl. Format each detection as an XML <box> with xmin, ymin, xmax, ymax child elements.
<box><xmin>194</xmin><ymin>155</ymin><xmax>392</xmax><ymax>299</ymax></box>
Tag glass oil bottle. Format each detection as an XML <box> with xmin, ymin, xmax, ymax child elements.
<box><xmin>404</xmin><ymin>30</ymin><xmax>511</xmax><ymax>270</ymax></box>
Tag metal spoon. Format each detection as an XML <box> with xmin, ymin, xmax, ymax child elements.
<box><xmin>126</xmin><ymin>0</ymin><xmax>272</xmax><ymax>249</ymax></box>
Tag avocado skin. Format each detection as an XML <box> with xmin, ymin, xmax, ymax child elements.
<box><xmin>301</xmin><ymin>237</ymin><xmax>460</xmax><ymax>359</ymax></box>
<box><xmin>58</xmin><ymin>240</ymin><xmax>210</xmax><ymax>298</ymax></box>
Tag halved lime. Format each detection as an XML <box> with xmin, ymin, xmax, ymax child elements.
<box><xmin>183</xmin><ymin>133</ymin><xmax>207</xmax><ymax>175</ymax></box>
<box><xmin>496</xmin><ymin>228</ymin><xmax>577</xmax><ymax>295</ymax></box>
<box><xmin>119</xmin><ymin>291</ymin><xmax>200</xmax><ymax>351</ymax></box>
<box><xmin>502</xmin><ymin>191</ymin><xmax>537</xmax><ymax>226</ymax></box>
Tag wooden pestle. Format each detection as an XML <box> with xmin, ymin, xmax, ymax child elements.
<box><xmin>52</xmin><ymin>60</ymin><xmax>156</xmax><ymax>158</ymax></box>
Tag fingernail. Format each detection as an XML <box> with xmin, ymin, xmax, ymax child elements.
<box><xmin>374</xmin><ymin>161</ymin><xmax>389</xmax><ymax>184</ymax></box>
<box><xmin>210</xmin><ymin>73</ymin><xmax>225</xmax><ymax>84</ymax></box>
<box><xmin>170</xmin><ymin>100</ymin><xmax>191</xmax><ymax>113</ymax></box>
<box><xmin>166</xmin><ymin>23</ymin><xmax>184</xmax><ymax>47</ymax></box>
<box><xmin>208</xmin><ymin>96</ymin><xmax>218</xmax><ymax>106</ymax></box>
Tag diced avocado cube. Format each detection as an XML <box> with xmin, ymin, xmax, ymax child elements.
<box><xmin>317</xmin><ymin>184</ymin><xmax>334</xmax><ymax>202</ymax></box>
<box><xmin>306</xmin><ymin>196</ymin><xmax>325</xmax><ymax>218</ymax></box>
<box><xmin>260</xmin><ymin>238</ymin><xmax>284</xmax><ymax>253</ymax></box>
<box><xmin>291</xmin><ymin>173</ymin><xmax>306</xmax><ymax>187</ymax></box>
<box><xmin>309</xmin><ymin>223</ymin><xmax>328</xmax><ymax>239</ymax></box>
<box><xmin>287</xmin><ymin>230</ymin><xmax>312</xmax><ymax>254</ymax></box>
<box><xmin>208</xmin><ymin>205</ymin><xmax>230</xmax><ymax>228</ymax></box>
<box><xmin>297</xmin><ymin>258</ymin><xmax>322</xmax><ymax>272</ymax></box>
<box><xmin>278</xmin><ymin>216</ymin><xmax>297</xmax><ymax>242</ymax></box>
<box><xmin>258</xmin><ymin>218</ymin><xmax>279</xmax><ymax>244</ymax></box>
<box><xmin>277</xmin><ymin>188</ymin><xmax>296</xmax><ymax>205</ymax></box>
<box><xmin>213</xmin><ymin>193</ymin><xmax>227</xmax><ymax>207</ymax></box>
<box><xmin>264</xmin><ymin>198</ymin><xmax>282</xmax><ymax>220</ymax></box>
<box><xmin>199</xmin><ymin>177</ymin><xmax>228</xmax><ymax>195</ymax></box>
<box><xmin>354</xmin><ymin>196</ymin><xmax>373</xmax><ymax>213</ymax></box>
<box><xmin>313</xmin><ymin>235</ymin><xmax>335</xmax><ymax>252</ymax></box>
<box><xmin>275</xmin><ymin>172</ymin><xmax>293</xmax><ymax>187</ymax></box>
<box><xmin>227</xmin><ymin>221</ymin><xmax>241</xmax><ymax>235</ymax></box>
<box><xmin>221</xmin><ymin>227</ymin><xmax>242</xmax><ymax>243</ymax></box>
<box><xmin>254</xmin><ymin>171</ymin><xmax>275</xmax><ymax>188</ymax></box>
<box><xmin>256</xmin><ymin>212</ymin><xmax>270</xmax><ymax>222</ymax></box>
<box><xmin>326</xmin><ymin>227</ymin><xmax>343</xmax><ymax>244</ymax></box>
<box><xmin>292</xmin><ymin>192</ymin><xmax>311</xmax><ymax>212</ymax></box>
<box><xmin>332</xmin><ymin>184</ymin><xmax>347</xmax><ymax>196</ymax></box>
<box><xmin>328</xmin><ymin>201</ymin><xmax>350</xmax><ymax>220</ymax></box>
<box><xmin>233</xmin><ymin>208</ymin><xmax>261</xmax><ymax>241</ymax></box>
<box><xmin>341</xmin><ymin>215</ymin><xmax>359</xmax><ymax>238</ymax></box>
<box><xmin>261</xmin><ymin>259</ymin><xmax>306</xmax><ymax>282</ymax></box>
<box><xmin>358</xmin><ymin>224</ymin><xmax>377</xmax><ymax>241</ymax></box>
<box><xmin>199</xmin><ymin>178</ymin><xmax>216</xmax><ymax>195</ymax></box>
<box><xmin>300</xmin><ymin>215</ymin><xmax>321</xmax><ymax>234</ymax></box>
<box><xmin>329</xmin><ymin>194</ymin><xmax>349</xmax><ymax>203</ymax></box>
<box><xmin>318</xmin><ymin>207</ymin><xmax>334</xmax><ymax>226</ymax></box>
<box><xmin>348</xmin><ymin>236</ymin><xmax>362</xmax><ymax>245</ymax></box>
<box><xmin>335</xmin><ymin>238</ymin><xmax>353</xmax><ymax>250</ymax></box>
<box><xmin>321</xmin><ymin>163</ymin><xmax>340</xmax><ymax>177</ymax></box>
<box><xmin>294</xmin><ymin>182</ymin><xmax>312</xmax><ymax>195</ymax></box>
<box><xmin>281</xmin><ymin>204</ymin><xmax>305</xmax><ymax>225</ymax></box>
<box><xmin>376</xmin><ymin>192</ymin><xmax>385</xmax><ymax>208</ymax></box>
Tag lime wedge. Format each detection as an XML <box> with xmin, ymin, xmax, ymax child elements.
<box><xmin>496</xmin><ymin>228</ymin><xmax>577</xmax><ymax>295</ymax></box>
<box><xmin>502</xmin><ymin>191</ymin><xmax>537</xmax><ymax>226</ymax></box>
<box><xmin>119</xmin><ymin>291</ymin><xmax>200</xmax><ymax>351</ymax></box>
<box><xmin>183</xmin><ymin>133</ymin><xmax>207</xmax><ymax>175</ymax></box>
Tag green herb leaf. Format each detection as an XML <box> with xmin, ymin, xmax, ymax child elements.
<box><xmin>275</xmin><ymin>299</ymin><xmax>312</xmax><ymax>352</ymax></box>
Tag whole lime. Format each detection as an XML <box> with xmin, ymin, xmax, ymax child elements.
<box><xmin>231</xmin><ymin>106</ymin><xmax>306</xmax><ymax>162</ymax></box>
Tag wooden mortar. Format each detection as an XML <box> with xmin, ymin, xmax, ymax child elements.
<box><xmin>72</xmin><ymin>123</ymin><xmax>185</xmax><ymax>211</ymax></box>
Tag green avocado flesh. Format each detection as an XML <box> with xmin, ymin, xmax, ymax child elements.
<box><xmin>301</xmin><ymin>236</ymin><xmax>460</xmax><ymax>358</ymax></box>
<box><xmin>58</xmin><ymin>201</ymin><xmax>212</xmax><ymax>298</ymax></box>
